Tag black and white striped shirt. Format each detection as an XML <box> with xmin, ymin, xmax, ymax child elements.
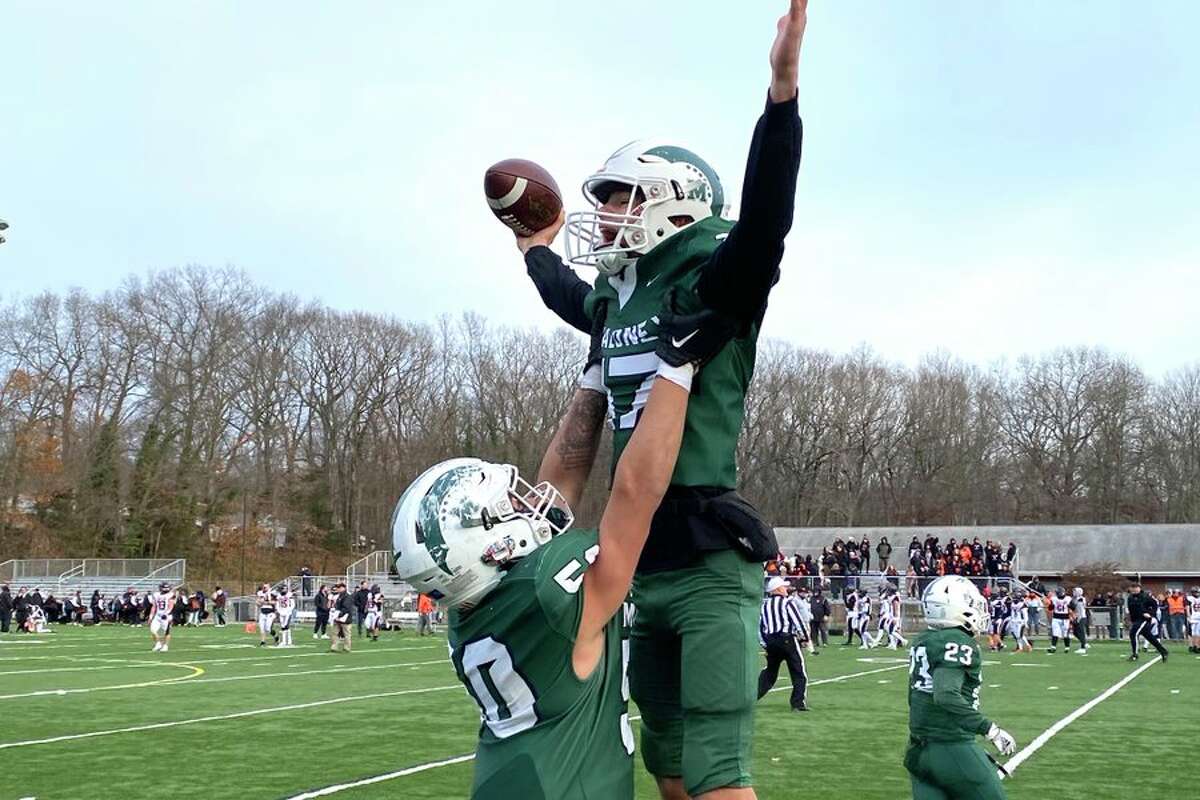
<box><xmin>760</xmin><ymin>594</ymin><xmax>804</xmax><ymax>638</ymax></box>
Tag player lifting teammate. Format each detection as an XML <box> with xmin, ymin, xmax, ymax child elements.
<box><xmin>1005</xmin><ymin>592</ymin><xmax>1033</xmax><ymax>654</ymax></box>
<box><xmin>393</xmin><ymin>305</ymin><xmax>736</xmax><ymax>799</ymax></box>
<box><xmin>873</xmin><ymin>585</ymin><xmax>907</xmax><ymax>650</ymax></box>
<box><xmin>907</xmin><ymin>576</ymin><xmax>1017</xmax><ymax>800</ymax></box>
<box><xmin>276</xmin><ymin>584</ymin><xmax>296</xmax><ymax>648</ymax></box>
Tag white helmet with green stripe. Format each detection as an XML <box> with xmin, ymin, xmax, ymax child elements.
<box><xmin>565</xmin><ymin>139</ymin><xmax>726</xmax><ymax>276</ymax></box>
<box><xmin>391</xmin><ymin>458</ymin><xmax>574</xmax><ymax>609</ymax></box>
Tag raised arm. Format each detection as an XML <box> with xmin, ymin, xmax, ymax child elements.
<box><xmin>696</xmin><ymin>0</ymin><xmax>806</xmax><ymax>325</ymax></box>
<box><xmin>519</xmin><ymin>212</ymin><xmax>594</xmax><ymax>334</ymax></box>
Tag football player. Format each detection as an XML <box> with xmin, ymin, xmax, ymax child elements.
<box><xmin>1070</xmin><ymin>587</ymin><xmax>1089</xmax><ymax>654</ymax></box>
<box><xmin>854</xmin><ymin>588</ymin><xmax>873</xmax><ymax>649</ymax></box>
<box><xmin>906</xmin><ymin>576</ymin><xmax>1017</xmax><ymax>800</ymax></box>
<box><xmin>1005</xmin><ymin>592</ymin><xmax>1032</xmax><ymax>654</ymax></box>
<box><xmin>1187</xmin><ymin>586</ymin><xmax>1200</xmax><ymax>654</ymax></box>
<box><xmin>516</xmin><ymin>3</ymin><xmax>806</xmax><ymax>797</ymax></box>
<box><xmin>393</xmin><ymin>306</ymin><xmax>737</xmax><ymax>800</ymax></box>
<box><xmin>364</xmin><ymin>584</ymin><xmax>384</xmax><ymax>642</ymax></box>
<box><xmin>876</xmin><ymin>585</ymin><xmax>907</xmax><ymax>650</ymax></box>
<box><xmin>256</xmin><ymin>583</ymin><xmax>279</xmax><ymax>647</ymax></box>
<box><xmin>149</xmin><ymin>582</ymin><xmax>175</xmax><ymax>652</ymax></box>
<box><xmin>276</xmin><ymin>584</ymin><xmax>296</xmax><ymax>648</ymax></box>
<box><xmin>987</xmin><ymin>589</ymin><xmax>1008</xmax><ymax>652</ymax></box>
<box><xmin>1047</xmin><ymin>587</ymin><xmax>1072</xmax><ymax>654</ymax></box>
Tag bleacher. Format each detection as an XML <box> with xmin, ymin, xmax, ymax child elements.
<box><xmin>0</xmin><ymin>558</ymin><xmax>186</xmax><ymax>599</ymax></box>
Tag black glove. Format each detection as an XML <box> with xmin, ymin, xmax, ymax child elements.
<box><xmin>655</xmin><ymin>293</ymin><xmax>739</xmax><ymax>369</ymax></box>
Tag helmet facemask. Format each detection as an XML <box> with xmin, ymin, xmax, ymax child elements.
<box><xmin>564</xmin><ymin>141</ymin><xmax>724</xmax><ymax>276</ymax></box>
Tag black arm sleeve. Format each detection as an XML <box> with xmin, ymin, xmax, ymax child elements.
<box><xmin>524</xmin><ymin>246</ymin><xmax>594</xmax><ymax>334</ymax></box>
<box><xmin>696</xmin><ymin>93</ymin><xmax>803</xmax><ymax>324</ymax></box>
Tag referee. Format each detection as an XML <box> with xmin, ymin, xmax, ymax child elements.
<box><xmin>1127</xmin><ymin>583</ymin><xmax>1168</xmax><ymax>662</ymax></box>
<box><xmin>757</xmin><ymin>577</ymin><xmax>809</xmax><ymax>711</ymax></box>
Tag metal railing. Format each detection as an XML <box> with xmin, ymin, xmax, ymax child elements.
<box><xmin>347</xmin><ymin>550</ymin><xmax>394</xmax><ymax>585</ymax></box>
<box><xmin>768</xmin><ymin>572</ymin><xmax>1029</xmax><ymax>600</ymax></box>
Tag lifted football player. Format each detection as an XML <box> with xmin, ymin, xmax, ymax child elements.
<box><xmin>907</xmin><ymin>576</ymin><xmax>1017</xmax><ymax>800</ymax></box>
<box><xmin>515</xmin><ymin>4</ymin><xmax>806</xmax><ymax>795</ymax></box>
<box><xmin>393</xmin><ymin>307</ymin><xmax>736</xmax><ymax>800</ymax></box>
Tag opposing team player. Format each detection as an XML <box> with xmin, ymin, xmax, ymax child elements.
<box><xmin>364</xmin><ymin>584</ymin><xmax>384</xmax><ymax>642</ymax></box>
<box><xmin>1187</xmin><ymin>587</ymin><xmax>1200</xmax><ymax>654</ymax></box>
<box><xmin>276</xmin><ymin>584</ymin><xmax>296</xmax><ymax>648</ymax></box>
<box><xmin>256</xmin><ymin>583</ymin><xmax>279</xmax><ymax>647</ymax></box>
<box><xmin>987</xmin><ymin>589</ymin><xmax>1009</xmax><ymax>652</ymax></box>
<box><xmin>392</xmin><ymin>306</ymin><xmax>735</xmax><ymax>799</ymax></box>
<box><xmin>149</xmin><ymin>582</ymin><xmax>176</xmax><ymax>652</ymax></box>
<box><xmin>517</xmin><ymin>4</ymin><xmax>807</xmax><ymax>797</ymax></box>
<box><xmin>874</xmin><ymin>585</ymin><xmax>907</xmax><ymax>649</ymax></box>
<box><xmin>1070</xmin><ymin>588</ymin><xmax>1089</xmax><ymax>654</ymax></box>
<box><xmin>906</xmin><ymin>576</ymin><xmax>1017</xmax><ymax>800</ymax></box>
<box><xmin>1047</xmin><ymin>587</ymin><xmax>1072</xmax><ymax>654</ymax></box>
<box><xmin>1005</xmin><ymin>592</ymin><xmax>1033</xmax><ymax>653</ymax></box>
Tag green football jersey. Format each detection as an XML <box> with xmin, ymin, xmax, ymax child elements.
<box><xmin>907</xmin><ymin>627</ymin><xmax>994</xmax><ymax>743</ymax></box>
<box><xmin>448</xmin><ymin>529</ymin><xmax>634</xmax><ymax>800</ymax></box>
<box><xmin>583</xmin><ymin>217</ymin><xmax>758</xmax><ymax>488</ymax></box>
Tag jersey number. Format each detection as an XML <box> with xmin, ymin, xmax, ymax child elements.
<box><xmin>553</xmin><ymin>545</ymin><xmax>601</xmax><ymax>594</ymax></box>
<box><xmin>944</xmin><ymin>642</ymin><xmax>973</xmax><ymax>665</ymax></box>
<box><xmin>461</xmin><ymin>637</ymin><xmax>537</xmax><ymax>739</ymax></box>
<box><xmin>909</xmin><ymin>645</ymin><xmax>933</xmax><ymax>692</ymax></box>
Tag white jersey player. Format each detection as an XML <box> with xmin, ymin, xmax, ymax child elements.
<box><xmin>1006</xmin><ymin>594</ymin><xmax>1032</xmax><ymax>653</ymax></box>
<box><xmin>149</xmin><ymin>583</ymin><xmax>176</xmax><ymax>652</ymax></box>
<box><xmin>1071</xmin><ymin>588</ymin><xmax>1089</xmax><ymax>653</ymax></box>
<box><xmin>873</xmin><ymin>587</ymin><xmax>906</xmax><ymax>649</ymax></box>
<box><xmin>1187</xmin><ymin>587</ymin><xmax>1200</xmax><ymax>653</ymax></box>
<box><xmin>1047</xmin><ymin>589</ymin><xmax>1072</xmax><ymax>653</ymax></box>
<box><xmin>364</xmin><ymin>585</ymin><xmax>384</xmax><ymax>641</ymax></box>
<box><xmin>275</xmin><ymin>585</ymin><xmax>296</xmax><ymax>647</ymax></box>
<box><xmin>256</xmin><ymin>584</ymin><xmax>279</xmax><ymax>647</ymax></box>
<box><xmin>852</xmin><ymin>589</ymin><xmax>872</xmax><ymax>649</ymax></box>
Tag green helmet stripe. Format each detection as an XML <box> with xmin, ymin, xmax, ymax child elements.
<box><xmin>643</xmin><ymin>145</ymin><xmax>724</xmax><ymax>216</ymax></box>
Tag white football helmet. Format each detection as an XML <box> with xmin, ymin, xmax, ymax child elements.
<box><xmin>921</xmin><ymin>575</ymin><xmax>989</xmax><ymax>635</ymax></box>
<box><xmin>564</xmin><ymin>139</ymin><xmax>726</xmax><ymax>276</ymax></box>
<box><xmin>391</xmin><ymin>458</ymin><xmax>573</xmax><ymax>609</ymax></box>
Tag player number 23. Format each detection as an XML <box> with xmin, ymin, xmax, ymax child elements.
<box><xmin>944</xmin><ymin>642</ymin><xmax>973</xmax><ymax>665</ymax></box>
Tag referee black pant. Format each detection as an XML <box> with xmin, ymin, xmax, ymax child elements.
<box><xmin>757</xmin><ymin>632</ymin><xmax>808</xmax><ymax>709</ymax></box>
<box><xmin>1130</xmin><ymin>619</ymin><xmax>1167</xmax><ymax>658</ymax></box>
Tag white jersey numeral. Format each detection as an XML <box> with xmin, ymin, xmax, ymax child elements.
<box><xmin>909</xmin><ymin>645</ymin><xmax>933</xmax><ymax>692</ymax></box>
<box><xmin>461</xmin><ymin>637</ymin><xmax>538</xmax><ymax>739</ymax></box>
<box><xmin>552</xmin><ymin>545</ymin><xmax>600</xmax><ymax>594</ymax></box>
<box><xmin>944</xmin><ymin>641</ymin><xmax>973</xmax><ymax>665</ymax></box>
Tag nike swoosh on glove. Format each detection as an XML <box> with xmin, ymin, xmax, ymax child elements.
<box><xmin>655</xmin><ymin>294</ymin><xmax>739</xmax><ymax>369</ymax></box>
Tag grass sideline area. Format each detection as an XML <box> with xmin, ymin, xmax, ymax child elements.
<box><xmin>0</xmin><ymin>625</ymin><xmax>1194</xmax><ymax>799</ymax></box>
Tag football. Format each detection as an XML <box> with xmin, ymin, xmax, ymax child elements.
<box><xmin>483</xmin><ymin>159</ymin><xmax>562</xmax><ymax>236</ymax></box>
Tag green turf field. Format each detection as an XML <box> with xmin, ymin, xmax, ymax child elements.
<box><xmin>0</xmin><ymin>624</ymin><xmax>1194</xmax><ymax>799</ymax></box>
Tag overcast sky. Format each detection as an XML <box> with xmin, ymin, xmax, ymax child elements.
<box><xmin>2</xmin><ymin>1</ymin><xmax>1198</xmax><ymax>375</ymax></box>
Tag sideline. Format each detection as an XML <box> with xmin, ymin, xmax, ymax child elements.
<box><xmin>1001</xmin><ymin>656</ymin><xmax>1159</xmax><ymax>776</ymax></box>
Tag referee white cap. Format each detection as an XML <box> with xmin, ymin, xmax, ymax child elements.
<box><xmin>766</xmin><ymin>577</ymin><xmax>788</xmax><ymax>593</ymax></box>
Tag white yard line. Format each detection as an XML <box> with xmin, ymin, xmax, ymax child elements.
<box><xmin>0</xmin><ymin>659</ymin><xmax>451</xmax><ymax>701</ymax></box>
<box><xmin>1001</xmin><ymin>656</ymin><xmax>1159</xmax><ymax>776</ymax></box>
<box><xmin>280</xmin><ymin>663</ymin><xmax>909</xmax><ymax>799</ymax></box>
<box><xmin>0</xmin><ymin>683</ymin><xmax>464</xmax><ymax>750</ymax></box>
<box><xmin>0</xmin><ymin>643</ymin><xmax>439</xmax><ymax>669</ymax></box>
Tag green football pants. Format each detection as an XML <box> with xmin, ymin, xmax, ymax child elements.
<box><xmin>629</xmin><ymin>549</ymin><xmax>761</xmax><ymax>797</ymax></box>
<box><xmin>906</xmin><ymin>741</ymin><xmax>1007</xmax><ymax>800</ymax></box>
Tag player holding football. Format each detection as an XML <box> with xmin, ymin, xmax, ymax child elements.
<box><xmin>393</xmin><ymin>307</ymin><xmax>737</xmax><ymax>800</ymax></box>
<box><xmin>149</xmin><ymin>582</ymin><xmax>176</xmax><ymax>652</ymax></box>
<box><xmin>906</xmin><ymin>576</ymin><xmax>1017</xmax><ymax>800</ymax></box>
<box><xmin>514</xmin><ymin>4</ymin><xmax>806</xmax><ymax>796</ymax></box>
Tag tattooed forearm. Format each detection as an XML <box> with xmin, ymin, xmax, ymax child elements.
<box><xmin>555</xmin><ymin>389</ymin><xmax>607</xmax><ymax>470</ymax></box>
